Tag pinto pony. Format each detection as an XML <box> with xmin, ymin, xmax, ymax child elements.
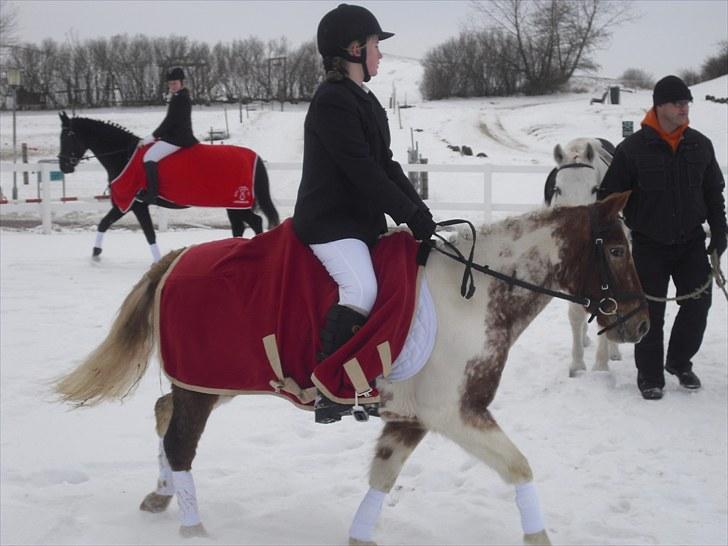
<box><xmin>544</xmin><ymin>137</ymin><xmax>624</xmax><ymax>376</ymax></box>
<box><xmin>55</xmin><ymin>193</ymin><xmax>648</xmax><ymax>546</ymax></box>
<box><xmin>58</xmin><ymin>112</ymin><xmax>279</xmax><ymax>261</ymax></box>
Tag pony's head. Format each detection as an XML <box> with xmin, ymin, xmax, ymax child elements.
<box><xmin>559</xmin><ymin>191</ymin><xmax>649</xmax><ymax>344</ymax></box>
<box><xmin>58</xmin><ymin>111</ymin><xmax>86</xmax><ymax>174</ymax></box>
<box><xmin>548</xmin><ymin>138</ymin><xmax>611</xmax><ymax>207</ymax></box>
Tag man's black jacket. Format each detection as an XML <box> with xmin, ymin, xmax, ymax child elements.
<box><xmin>153</xmin><ymin>88</ymin><xmax>198</xmax><ymax>148</ymax></box>
<box><xmin>598</xmin><ymin>125</ymin><xmax>726</xmax><ymax>245</ymax></box>
<box><xmin>293</xmin><ymin>78</ymin><xmax>427</xmax><ymax>246</ymax></box>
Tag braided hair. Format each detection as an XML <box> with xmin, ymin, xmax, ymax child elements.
<box><xmin>323</xmin><ymin>56</ymin><xmax>348</xmax><ymax>82</ymax></box>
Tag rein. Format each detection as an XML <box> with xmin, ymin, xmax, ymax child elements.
<box><xmin>427</xmin><ymin>216</ymin><xmax>645</xmax><ymax>335</ymax></box>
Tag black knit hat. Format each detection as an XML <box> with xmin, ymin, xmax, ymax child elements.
<box><xmin>653</xmin><ymin>75</ymin><xmax>692</xmax><ymax>106</ymax></box>
<box><xmin>166</xmin><ymin>67</ymin><xmax>185</xmax><ymax>81</ymax></box>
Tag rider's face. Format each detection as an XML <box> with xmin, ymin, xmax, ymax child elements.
<box><xmin>168</xmin><ymin>80</ymin><xmax>183</xmax><ymax>93</ymax></box>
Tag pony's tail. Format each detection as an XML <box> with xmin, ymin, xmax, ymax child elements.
<box><xmin>254</xmin><ymin>157</ymin><xmax>280</xmax><ymax>229</ymax></box>
<box><xmin>54</xmin><ymin>249</ymin><xmax>185</xmax><ymax>406</ymax></box>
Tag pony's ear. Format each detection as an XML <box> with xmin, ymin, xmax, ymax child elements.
<box><xmin>599</xmin><ymin>191</ymin><xmax>631</xmax><ymax>219</ymax></box>
<box><xmin>585</xmin><ymin>142</ymin><xmax>594</xmax><ymax>162</ymax></box>
<box><xmin>59</xmin><ymin>111</ymin><xmax>69</xmax><ymax>125</ymax></box>
<box><xmin>553</xmin><ymin>144</ymin><xmax>564</xmax><ymax>165</ymax></box>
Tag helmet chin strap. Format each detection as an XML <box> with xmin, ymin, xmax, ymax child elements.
<box><xmin>343</xmin><ymin>42</ymin><xmax>370</xmax><ymax>83</ymax></box>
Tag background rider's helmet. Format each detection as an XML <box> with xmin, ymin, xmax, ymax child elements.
<box><xmin>165</xmin><ymin>67</ymin><xmax>185</xmax><ymax>82</ymax></box>
<box><xmin>317</xmin><ymin>3</ymin><xmax>394</xmax><ymax>60</ymax></box>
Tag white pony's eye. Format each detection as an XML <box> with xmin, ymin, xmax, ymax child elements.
<box><xmin>609</xmin><ymin>247</ymin><xmax>626</xmax><ymax>258</ymax></box>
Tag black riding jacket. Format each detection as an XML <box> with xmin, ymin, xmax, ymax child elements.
<box><xmin>598</xmin><ymin>125</ymin><xmax>726</xmax><ymax>245</ymax></box>
<box><xmin>153</xmin><ymin>88</ymin><xmax>199</xmax><ymax>148</ymax></box>
<box><xmin>293</xmin><ymin>78</ymin><xmax>427</xmax><ymax>246</ymax></box>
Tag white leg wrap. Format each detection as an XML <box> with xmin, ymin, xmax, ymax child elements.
<box><xmin>156</xmin><ymin>440</ymin><xmax>174</xmax><ymax>496</ymax></box>
<box><xmin>150</xmin><ymin>243</ymin><xmax>161</xmax><ymax>263</ymax></box>
<box><xmin>349</xmin><ymin>488</ymin><xmax>386</xmax><ymax>542</ymax></box>
<box><xmin>172</xmin><ymin>470</ymin><xmax>201</xmax><ymax>527</ymax></box>
<box><xmin>515</xmin><ymin>482</ymin><xmax>545</xmax><ymax>534</ymax></box>
<box><xmin>94</xmin><ymin>231</ymin><xmax>105</xmax><ymax>248</ymax></box>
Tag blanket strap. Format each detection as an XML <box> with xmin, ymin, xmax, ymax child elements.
<box><xmin>377</xmin><ymin>342</ymin><xmax>393</xmax><ymax>377</ymax></box>
<box><xmin>343</xmin><ymin>358</ymin><xmax>376</xmax><ymax>397</ymax></box>
<box><xmin>262</xmin><ymin>334</ymin><xmax>317</xmax><ymax>404</ymax></box>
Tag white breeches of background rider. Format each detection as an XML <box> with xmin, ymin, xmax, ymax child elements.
<box><xmin>310</xmin><ymin>238</ymin><xmax>377</xmax><ymax>315</ymax></box>
<box><xmin>143</xmin><ymin>140</ymin><xmax>180</xmax><ymax>162</ymax></box>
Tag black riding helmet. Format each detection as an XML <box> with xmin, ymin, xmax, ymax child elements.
<box><xmin>317</xmin><ymin>3</ymin><xmax>394</xmax><ymax>82</ymax></box>
<box><xmin>166</xmin><ymin>67</ymin><xmax>185</xmax><ymax>81</ymax></box>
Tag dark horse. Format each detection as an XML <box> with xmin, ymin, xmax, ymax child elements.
<box><xmin>56</xmin><ymin>194</ymin><xmax>649</xmax><ymax>545</ymax></box>
<box><xmin>58</xmin><ymin>112</ymin><xmax>280</xmax><ymax>261</ymax></box>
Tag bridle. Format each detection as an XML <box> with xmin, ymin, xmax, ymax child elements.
<box><xmin>58</xmin><ymin>127</ymin><xmax>134</xmax><ymax>166</ymax></box>
<box><xmin>551</xmin><ymin>162</ymin><xmax>599</xmax><ymax>198</ymax></box>
<box><xmin>427</xmin><ymin>214</ymin><xmax>646</xmax><ymax>336</ymax></box>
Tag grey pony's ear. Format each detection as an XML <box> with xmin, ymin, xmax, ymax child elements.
<box><xmin>585</xmin><ymin>142</ymin><xmax>594</xmax><ymax>162</ymax></box>
<box><xmin>553</xmin><ymin>144</ymin><xmax>564</xmax><ymax>165</ymax></box>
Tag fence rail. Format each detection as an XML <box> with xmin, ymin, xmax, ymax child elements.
<box><xmin>2</xmin><ymin>160</ymin><xmax>726</xmax><ymax>235</ymax></box>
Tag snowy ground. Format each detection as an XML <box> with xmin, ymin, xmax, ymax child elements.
<box><xmin>1</xmin><ymin>61</ymin><xmax>727</xmax><ymax>545</ymax></box>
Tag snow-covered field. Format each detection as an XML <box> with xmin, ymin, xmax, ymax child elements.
<box><xmin>1</xmin><ymin>60</ymin><xmax>727</xmax><ymax>545</ymax></box>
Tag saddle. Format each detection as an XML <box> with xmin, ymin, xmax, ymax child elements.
<box><xmin>110</xmin><ymin>143</ymin><xmax>258</xmax><ymax>212</ymax></box>
<box><xmin>156</xmin><ymin>220</ymin><xmax>422</xmax><ymax>408</ymax></box>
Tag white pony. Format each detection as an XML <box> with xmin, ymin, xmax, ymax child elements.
<box><xmin>544</xmin><ymin>137</ymin><xmax>623</xmax><ymax>377</ymax></box>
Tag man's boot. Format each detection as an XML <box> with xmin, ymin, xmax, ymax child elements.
<box><xmin>142</xmin><ymin>161</ymin><xmax>160</xmax><ymax>204</ymax></box>
<box><xmin>315</xmin><ymin>304</ymin><xmax>369</xmax><ymax>424</ymax></box>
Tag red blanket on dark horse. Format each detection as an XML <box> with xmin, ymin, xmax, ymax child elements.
<box><xmin>156</xmin><ymin>220</ymin><xmax>421</xmax><ymax>408</ymax></box>
<box><xmin>111</xmin><ymin>143</ymin><xmax>258</xmax><ymax>213</ymax></box>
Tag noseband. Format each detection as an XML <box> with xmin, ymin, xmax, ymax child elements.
<box><xmin>428</xmin><ymin>213</ymin><xmax>646</xmax><ymax>336</ymax></box>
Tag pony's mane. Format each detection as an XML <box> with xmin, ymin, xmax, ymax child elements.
<box><xmin>71</xmin><ymin>117</ymin><xmax>140</xmax><ymax>142</ymax></box>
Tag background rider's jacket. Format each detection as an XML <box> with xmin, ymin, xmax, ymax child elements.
<box><xmin>152</xmin><ymin>88</ymin><xmax>199</xmax><ymax>148</ymax></box>
<box><xmin>598</xmin><ymin>125</ymin><xmax>726</xmax><ymax>245</ymax></box>
<box><xmin>293</xmin><ymin>78</ymin><xmax>428</xmax><ymax>246</ymax></box>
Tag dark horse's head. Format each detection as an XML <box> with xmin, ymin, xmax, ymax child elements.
<box><xmin>58</xmin><ymin>111</ymin><xmax>139</xmax><ymax>178</ymax></box>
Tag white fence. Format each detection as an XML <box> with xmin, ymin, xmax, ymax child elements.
<box><xmin>2</xmin><ymin>161</ymin><xmax>726</xmax><ymax>235</ymax></box>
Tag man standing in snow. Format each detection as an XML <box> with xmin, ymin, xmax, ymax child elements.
<box><xmin>598</xmin><ymin>75</ymin><xmax>727</xmax><ymax>400</ymax></box>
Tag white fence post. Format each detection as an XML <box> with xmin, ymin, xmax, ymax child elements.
<box><xmin>40</xmin><ymin>164</ymin><xmax>52</xmax><ymax>234</ymax></box>
<box><xmin>482</xmin><ymin>164</ymin><xmax>493</xmax><ymax>223</ymax></box>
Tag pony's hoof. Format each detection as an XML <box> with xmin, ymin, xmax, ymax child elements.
<box><xmin>139</xmin><ymin>492</ymin><xmax>173</xmax><ymax>513</ymax></box>
<box><xmin>349</xmin><ymin>538</ymin><xmax>378</xmax><ymax>546</ymax></box>
<box><xmin>524</xmin><ymin>530</ymin><xmax>551</xmax><ymax>545</ymax></box>
<box><xmin>568</xmin><ymin>366</ymin><xmax>585</xmax><ymax>378</ymax></box>
<box><xmin>179</xmin><ymin>523</ymin><xmax>208</xmax><ymax>538</ymax></box>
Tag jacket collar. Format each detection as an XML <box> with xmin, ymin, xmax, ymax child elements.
<box><xmin>341</xmin><ymin>77</ymin><xmax>374</xmax><ymax>102</ymax></box>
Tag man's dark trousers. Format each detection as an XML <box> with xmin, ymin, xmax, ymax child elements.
<box><xmin>632</xmin><ymin>233</ymin><xmax>712</xmax><ymax>387</ymax></box>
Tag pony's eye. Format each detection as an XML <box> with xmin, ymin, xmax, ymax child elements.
<box><xmin>609</xmin><ymin>246</ymin><xmax>626</xmax><ymax>257</ymax></box>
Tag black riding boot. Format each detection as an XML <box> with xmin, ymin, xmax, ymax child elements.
<box><xmin>315</xmin><ymin>304</ymin><xmax>376</xmax><ymax>424</ymax></box>
<box><xmin>142</xmin><ymin>161</ymin><xmax>159</xmax><ymax>204</ymax></box>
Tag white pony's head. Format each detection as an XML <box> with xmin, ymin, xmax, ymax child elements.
<box><xmin>546</xmin><ymin>138</ymin><xmax>613</xmax><ymax>207</ymax></box>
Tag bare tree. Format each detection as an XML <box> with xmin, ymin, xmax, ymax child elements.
<box><xmin>620</xmin><ymin>67</ymin><xmax>654</xmax><ymax>89</ymax></box>
<box><xmin>471</xmin><ymin>0</ymin><xmax>634</xmax><ymax>94</ymax></box>
<box><xmin>701</xmin><ymin>40</ymin><xmax>728</xmax><ymax>81</ymax></box>
<box><xmin>0</xmin><ymin>0</ymin><xmax>19</xmax><ymax>46</ymax></box>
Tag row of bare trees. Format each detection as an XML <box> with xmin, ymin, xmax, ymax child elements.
<box><xmin>2</xmin><ymin>34</ymin><xmax>321</xmax><ymax>108</ymax></box>
<box><xmin>422</xmin><ymin>0</ymin><xmax>633</xmax><ymax>99</ymax></box>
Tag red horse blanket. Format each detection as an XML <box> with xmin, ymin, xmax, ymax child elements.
<box><xmin>110</xmin><ymin>143</ymin><xmax>258</xmax><ymax>212</ymax></box>
<box><xmin>157</xmin><ymin>219</ymin><xmax>421</xmax><ymax>408</ymax></box>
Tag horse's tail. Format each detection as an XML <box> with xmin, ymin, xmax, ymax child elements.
<box><xmin>54</xmin><ymin>248</ymin><xmax>185</xmax><ymax>406</ymax></box>
<box><xmin>254</xmin><ymin>156</ymin><xmax>280</xmax><ymax>229</ymax></box>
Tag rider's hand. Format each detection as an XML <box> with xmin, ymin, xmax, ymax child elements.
<box><xmin>406</xmin><ymin>209</ymin><xmax>436</xmax><ymax>241</ymax></box>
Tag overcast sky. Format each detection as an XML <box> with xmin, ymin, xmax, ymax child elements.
<box><xmin>6</xmin><ymin>0</ymin><xmax>728</xmax><ymax>79</ymax></box>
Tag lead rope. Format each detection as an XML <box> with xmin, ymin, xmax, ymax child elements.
<box><xmin>642</xmin><ymin>250</ymin><xmax>725</xmax><ymax>302</ymax></box>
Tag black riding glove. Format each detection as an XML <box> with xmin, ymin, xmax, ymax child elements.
<box><xmin>406</xmin><ymin>209</ymin><xmax>436</xmax><ymax>241</ymax></box>
<box><xmin>707</xmin><ymin>231</ymin><xmax>727</xmax><ymax>258</ymax></box>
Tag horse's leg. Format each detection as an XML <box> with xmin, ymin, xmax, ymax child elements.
<box><xmin>130</xmin><ymin>202</ymin><xmax>160</xmax><ymax>262</ymax></box>
<box><xmin>349</xmin><ymin>421</ymin><xmax>427</xmax><ymax>546</ymax></box>
<box><xmin>568</xmin><ymin>303</ymin><xmax>587</xmax><ymax>377</ymax></box>
<box><xmin>140</xmin><ymin>393</ymin><xmax>175</xmax><ymax>513</ymax></box>
<box><xmin>252</xmin><ymin>158</ymin><xmax>280</xmax><ymax>229</ymax></box>
<box><xmin>243</xmin><ymin>210</ymin><xmax>264</xmax><ymax>235</ymax></box>
<box><xmin>226</xmin><ymin>209</ymin><xmax>245</xmax><ymax>237</ymax></box>
<box><xmin>608</xmin><ymin>340</ymin><xmax>622</xmax><ymax>361</ymax></box>
<box><xmin>446</xmin><ymin>414</ymin><xmax>551</xmax><ymax>546</ymax></box>
<box><xmin>163</xmin><ymin>385</ymin><xmax>219</xmax><ymax>537</ymax></box>
<box><xmin>93</xmin><ymin>206</ymin><xmax>125</xmax><ymax>259</ymax></box>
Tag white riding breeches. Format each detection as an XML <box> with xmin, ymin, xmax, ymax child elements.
<box><xmin>310</xmin><ymin>238</ymin><xmax>377</xmax><ymax>315</ymax></box>
<box><xmin>143</xmin><ymin>140</ymin><xmax>181</xmax><ymax>163</ymax></box>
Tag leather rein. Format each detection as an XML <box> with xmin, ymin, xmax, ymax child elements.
<box><xmin>426</xmin><ymin>212</ymin><xmax>646</xmax><ymax>335</ymax></box>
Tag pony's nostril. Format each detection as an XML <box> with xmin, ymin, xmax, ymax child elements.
<box><xmin>638</xmin><ymin>320</ymin><xmax>649</xmax><ymax>337</ymax></box>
